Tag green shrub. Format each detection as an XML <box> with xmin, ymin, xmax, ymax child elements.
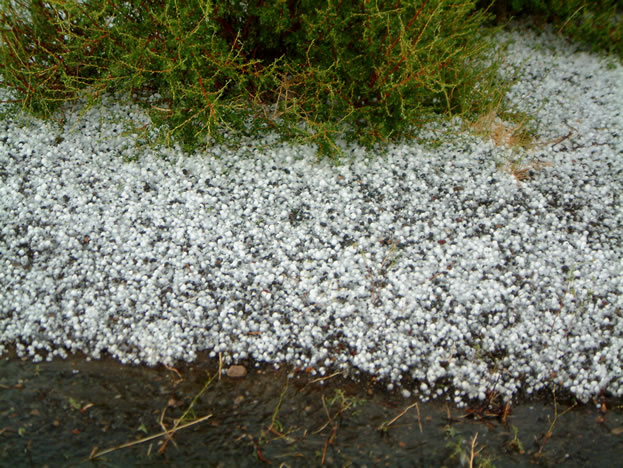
<box><xmin>480</xmin><ymin>0</ymin><xmax>623</xmax><ymax>59</ymax></box>
<box><xmin>1</xmin><ymin>0</ymin><xmax>508</xmax><ymax>158</ymax></box>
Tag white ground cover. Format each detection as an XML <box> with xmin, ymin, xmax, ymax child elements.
<box><xmin>1</xmin><ymin>26</ymin><xmax>621</xmax><ymax>404</ymax></box>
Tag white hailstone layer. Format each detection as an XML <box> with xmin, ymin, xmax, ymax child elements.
<box><xmin>1</xmin><ymin>26</ymin><xmax>622</xmax><ymax>404</ymax></box>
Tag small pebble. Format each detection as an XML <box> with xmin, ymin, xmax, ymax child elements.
<box><xmin>227</xmin><ymin>365</ymin><xmax>248</xmax><ymax>378</ymax></box>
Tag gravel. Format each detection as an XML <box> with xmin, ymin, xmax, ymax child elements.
<box><xmin>1</xmin><ymin>26</ymin><xmax>621</xmax><ymax>405</ymax></box>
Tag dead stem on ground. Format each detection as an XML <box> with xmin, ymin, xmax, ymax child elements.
<box><xmin>321</xmin><ymin>424</ymin><xmax>338</xmax><ymax>465</ymax></box>
<box><xmin>467</xmin><ymin>108</ymin><xmax>581</xmax><ymax>184</ymax></box>
<box><xmin>164</xmin><ymin>364</ymin><xmax>183</xmax><ymax>384</ymax></box>
<box><xmin>377</xmin><ymin>401</ymin><xmax>421</xmax><ymax>433</ymax></box>
<box><xmin>468</xmin><ymin>432</ymin><xmax>484</xmax><ymax>468</ymax></box>
<box><xmin>88</xmin><ymin>415</ymin><xmax>213</xmax><ymax>460</ymax></box>
<box><xmin>470</xmin><ymin>109</ymin><xmax>533</xmax><ymax>149</ymax></box>
<box><xmin>252</xmin><ymin>376</ymin><xmax>293</xmax><ymax>464</ymax></box>
<box><xmin>502</xmin><ymin>158</ymin><xmax>553</xmax><ymax>182</ymax></box>
<box><xmin>462</xmin><ymin>388</ymin><xmax>512</xmax><ymax>425</ymax></box>
<box><xmin>89</xmin><ymin>371</ymin><xmax>217</xmax><ymax>460</ymax></box>
<box><xmin>305</xmin><ymin>371</ymin><xmax>344</xmax><ymax>388</ymax></box>
<box><xmin>535</xmin><ymin>385</ymin><xmax>578</xmax><ymax>458</ymax></box>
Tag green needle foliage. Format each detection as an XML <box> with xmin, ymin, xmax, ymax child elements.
<box><xmin>1</xmin><ymin>0</ymin><xmax>509</xmax><ymax>159</ymax></box>
<box><xmin>482</xmin><ymin>0</ymin><xmax>623</xmax><ymax>59</ymax></box>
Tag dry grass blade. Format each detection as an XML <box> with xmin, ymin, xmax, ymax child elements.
<box><xmin>158</xmin><ymin>407</ymin><xmax>179</xmax><ymax>454</ymax></box>
<box><xmin>314</xmin><ymin>391</ymin><xmax>354</xmax><ymax>435</ymax></box>
<box><xmin>468</xmin><ymin>432</ymin><xmax>483</xmax><ymax>468</ymax></box>
<box><xmin>415</xmin><ymin>401</ymin><xmax>423</xmax><ymax>433</ymax></box>
<box><xmin>267</xmin><ymin>424</ymin><xmax>296</xmax><ymax>444</ymax></box>
<box><xmin>164</xmin><ymin>364</ymin><xmax>183</xmax><ymax>384</ymax></box>
<box><xmin>314</xmin><ymin>395</ymin><xmax>333</xmax><ymax>435</ymax></box>
<box><xmin>88</xmin><ymin>414</ymin><xmax>212</xmax><ymax>460</ymax></box>
<box><xmin>536</xmin><ymin>385</ymin><xmax>578</xmax><ymax>458</ymax></box>
<box><xmin>377</xmin><ymin>401</ymin><xmax>420</xmax><ymax>432</ymax></box>
<box><xmin>258</xmin><ymin>376</ymin><xmax>290</xmax><ymax>448</ymax></box>
<box><xmin>321</xmin><ymin>425</ymin><xmax>337</xmax><ymax>465</ymax></box>
<box><xmin>306</xmin><ymin>371</ymin><xmax>343</xmax><ymax>387</ymax></box>
<box><xmin>470</xmin><ymin>109</ymin><xmax>534</xmax><ymax>149</ymax></box>
<box><xmin>503</xmin><ymin>159</ymin><xmax>553</xmax><ymax>182</ymax></box>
